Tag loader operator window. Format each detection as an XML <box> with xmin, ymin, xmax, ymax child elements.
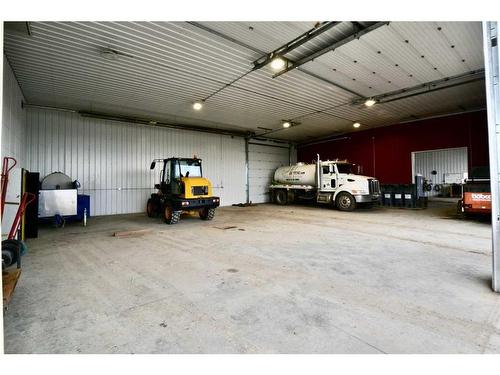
<box><xmin>164</xmin><ymin>161</ymin><xmax>171</xmax><ymax>183</ymax></box>
<box><xmin>175</xmin><ymin>160</ymin><xmax>202</xmax><ymax>178</ymax></box>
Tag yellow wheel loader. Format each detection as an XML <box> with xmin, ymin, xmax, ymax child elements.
<box><xmin>147</xmin><ymin>157</ymin><xmax>220</xmax><ymax>224</ymax></box>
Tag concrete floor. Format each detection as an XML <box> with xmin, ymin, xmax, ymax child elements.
<box><xmin>3</xmin><ymin>202</ymin><xmax>500</xmax><ymax>353</ymax></box>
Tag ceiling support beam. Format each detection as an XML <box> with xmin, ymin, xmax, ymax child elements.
<box><xmin>186</xmin><ymin>21</ymin><xmax>365</xmax><ymax>98</ymax></box>
<box><xmin>252</xmin><ymin>21</ymin><xmax>341</xmax><ymax>70</ymax></box>
<box><xmin>273</xmin><ymin>22</ymin><xmax>389</xmax><ymax>78</ymax></box>
<box><xmin>352</xmin><ymin>69</ymin><xmax>485</xmax><ymax>105</ymax></box>
<box><xmin>77</xmin><ymin>111</ymin><xmax>255</xmax><ymax>138</ymax></box>
<box><xmin>295</xmin><ymin>68</ymin><xmax>363</xmax><ymax>97</ymax></box>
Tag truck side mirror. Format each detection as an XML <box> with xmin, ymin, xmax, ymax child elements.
<box><xmin>329</xmin><ymin>165</ymin><xmax>335</xmax><ymax>174</ymax></box>
<box><xmin>150</xmin><ymin>161</ymin><xmax>156</xmax><ymax>169</ymax></box>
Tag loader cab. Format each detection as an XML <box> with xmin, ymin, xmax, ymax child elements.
<box><xmin>150</xmin><ymin>157</ymin><xmax>203</xmax><ymax>196</ymax></box>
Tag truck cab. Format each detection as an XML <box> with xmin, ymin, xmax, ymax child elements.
<box><xmin>316</xmin><ymin>160</ymin><xmax>380</xmax><ymax>209</ymax></box>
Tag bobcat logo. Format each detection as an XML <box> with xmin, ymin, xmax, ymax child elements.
<box><xmin>471</xmin><ymin>193</ymin><xmax>491</xmax><ymax>201</ymax></box>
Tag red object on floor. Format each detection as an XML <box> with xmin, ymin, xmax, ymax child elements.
<box><xmin>8</xmin><ymin>192</ymin><xmax>36</xmax><ymax>240</ymax></box>
<box><xmin>1</xmin><ymin>156</ymin><xmax>17</xmax><ymax>220</ymax></box>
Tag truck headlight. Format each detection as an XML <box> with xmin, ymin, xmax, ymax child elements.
<box><xmin>351</xmin><ymin>190</ymin><xmax>368</xmax><ymax>195</ymax></box>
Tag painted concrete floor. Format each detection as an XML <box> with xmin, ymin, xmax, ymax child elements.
<box><xmin>3</xmin><ymin>202</ymin><xmax>500</xmax><ymax>353</ymax></box>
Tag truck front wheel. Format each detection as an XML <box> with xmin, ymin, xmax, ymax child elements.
<box><xmin>335</xmin><ymin>192</ymin><xmax>356</xmax><ymax>211</ymax></box>
<box><xmin>274</xmin><ymin>189</ymin><xmax>288</xmax><ymax>205</ymax></box>
<box><xmin>199</xmin><ymin>207</ymin><xmax>215</xmax><ymax>220</ymax></box>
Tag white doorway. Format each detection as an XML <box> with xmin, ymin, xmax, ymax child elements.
<box><xmin>411</xmin><ymin>147</ymin><xmax>468</xmax><ymax>196</ymax></box>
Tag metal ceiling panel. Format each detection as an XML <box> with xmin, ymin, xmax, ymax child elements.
<box><xmin>324</xmin><ymin>80</ymin><xmax>486</xmax><ymax>127</ymax></box>
<box><xmin>283</xmin><ymin>22</ymin><xmax>361</xmax><ymax>61</ymax></box>
<box><xmin>305</xmin><ymin>22</ymin><xmax>483</xmax><ymax>98</ymax></box>
<box><xmin>196</xmin><ymin>21</ymin><xmax>316</xmax><ymax>54</ymax></box>
<box><xmin>388</xmin><ymin>22</ymin><xmax>483</xmax><ymax>77</ymax></box>
<box><xmin>230</xmin><ymin>68</ymin><xmax>353</xmax><ymax>112</ymax></box>
<box><xmin>3</xmin><ymin>21</ymin><xmax>485</xmax><ymax>143</ymax></box>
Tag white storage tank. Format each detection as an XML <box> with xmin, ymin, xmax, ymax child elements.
<box><xmin>274</xmin><ymin>162</ymin><xmax>317</xmax><ymax>186</ymax></box>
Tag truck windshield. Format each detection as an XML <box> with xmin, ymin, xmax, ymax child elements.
<box><xmin>175</xmin><ymin>160</ymin><xmax>202</xmax><ymax>178</ymax></box>
<box><xmin>337</xmin><ymin>163</ymin><xmax>354</xmax><ymax>174</ymax></box>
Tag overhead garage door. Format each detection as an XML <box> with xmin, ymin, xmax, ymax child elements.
<box><xmin>248</xmin><ymin>142</ymin><xmax>291</xmax><ymax>203</ymax></box>
<box><xmin>412</xmin><ymin>147</ymin><xmax>468</xmax><ymax>196</ymax></box>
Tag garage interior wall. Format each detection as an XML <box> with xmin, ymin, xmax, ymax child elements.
<box><xmin>1</xmin><ymin>56</ymin><xmax>26</xmax><ymax>167</ymax></box>
<box><xmin>25</xmin><ymin>107</ymin><xmax>249</xmax><ymax>216</ymax></box>
<box><xmin>412</xmin><ymin>147</ymin><xmax>469</xmax><ymax>195</ymax></box>
<box><xmin>248</xmin><ymin>139</ymin><xmax>295</xmax><ymax>203</ymax></box>
<box><xmin>298</xmin><ymin>110</ymin><xmax>489</xmax><ymax>184</ymax></box>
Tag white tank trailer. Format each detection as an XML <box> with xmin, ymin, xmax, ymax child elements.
<box><xmin>270</xmin><ymin>154</ymin><xmax>380</xmax><ymax>211</ymax></box>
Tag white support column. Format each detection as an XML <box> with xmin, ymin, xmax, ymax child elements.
<box><xmin>483</xmin><ymin>21</ymin><xmax>500</xmax><ymax>292</ymax></box>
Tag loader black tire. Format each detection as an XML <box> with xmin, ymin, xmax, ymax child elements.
<box><xmin>164</xmin><ymin>205</ymin><xmax>181</xmax><ymax>225</ymax></box>
<box><xmin>199</xmin><ymin>207</ymin><xmax>215</xmax><ymax>221</ymax></box>
<box><xmin>146</xmin><ymin>198</ymin><xmax>159</xmax><ymax>218</ymax></box>
<box><xmin>274</xmin><ymin>189</ymin><xmax>288</xmax><ymax>205</ymax></box>
<box><xmin>335</xmin><ymin>192</ymin><xmax>356</xmax><ymax>212</ymax></box>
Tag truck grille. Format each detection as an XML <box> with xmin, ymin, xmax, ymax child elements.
<box><xmin>192</xmin><ymin>186</ymin><xmax>208</xmax><ymax>196</ymax></box>
<box><xmin>369</xmin><ymin>179</ymin><xmax>380</xmax><ymax>194</ymax></box>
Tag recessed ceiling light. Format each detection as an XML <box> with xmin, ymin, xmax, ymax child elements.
<box><xmin>364</xmin><ymin>99</ymin><xmax>376</xmax><ymax>107</ymax></box>
<box><xmin>282</xmin><ymin>121</ymin><xmax>291</xmax><ymax>128</ymax></box>
<box><xmin>353</xmin><ymin>122</ymin><xmax>361</xmax><ymax>128</ymax></box>
<box><xmin>193</xmin><ymin>102</ymin><xmax>203</xmax><ymax>110</ymax></box>
<box><xmin>270</xmin><ymin>57</ymin><xmax>286</xmax><ymax>71</ymax></box>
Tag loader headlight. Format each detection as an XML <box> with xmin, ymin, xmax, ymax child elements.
<box><xmin>181</xmin><ymin>201</ymin><xmax>190</xmax><ymax>206</ymax></box>
<box><xmin>213</xmin><ymin>198</ymin><xmax>219</xmax><ymax>203</ymax></box>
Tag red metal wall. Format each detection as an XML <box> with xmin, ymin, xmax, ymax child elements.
<box><xmin>297</xmin><ymin>110</ymin><xmax>489</xmax><ymax>184</ymax></box>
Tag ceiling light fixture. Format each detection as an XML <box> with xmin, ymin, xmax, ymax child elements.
<box><xmin>353</xmin><ymin>122</ymin><xmax>361</xmax><ymax>128</ymax></box>
<box><xmin>270</xmin><ymin>57</ymin><xmax>286</xmax><ymax>71</ymax></box>
<box><xmin>99</xmin><ymin>47</ymin><xmax>134</xmax><ymax>61</ymax></box>
<box><xmin>364</xmin><ymin>98</ymin><xmax>376</xmax><ymax>107</ymax></box>
<box><xmin>282</xmin><ymin>121</ymin><xmax>291</xmax><ymax>128</ymax></box>
<box><xmin>193</xmin><ymin>102</ymin><xmax>203</xmax><ymax>111</ymax></box>
<box><xmin>100</xmin><ymin>48</ymin><xmax>120</xmax><ymax>61</ymax></box>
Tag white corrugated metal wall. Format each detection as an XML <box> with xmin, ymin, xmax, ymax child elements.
<box><xmin>25</xmin><ymin>108</ymin><xmax>247</xmax><ymax>216</ymax></box>
<box><xmin>248</xmin><ymin>140</ymin><xmax>292</xmax><ymax>203</ymax></box>
<box><xmin>1</xmin><ymin>56</ymin><xmax>27</xmax><ymax>238</ymax></box>
<box><xmin>2</xmin><ymin>56</ymin><xmax>26</xmax><ymax>167</ymax></box>
<box><xmin>412</xmin><ymin>147</ymin><xmax>468</xmax><ymax>196</ymax></box>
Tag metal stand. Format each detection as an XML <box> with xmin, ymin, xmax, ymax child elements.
<box><xmin>483</xmin><ymin>22</ymin><xmax>500</xmax><ymax>292</ymax></box>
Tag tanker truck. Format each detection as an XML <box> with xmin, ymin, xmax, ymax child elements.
<box><xmin>269</xmin><ymin>155</ymin><xmax>380</xmax><ymax>211</ymax></box>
